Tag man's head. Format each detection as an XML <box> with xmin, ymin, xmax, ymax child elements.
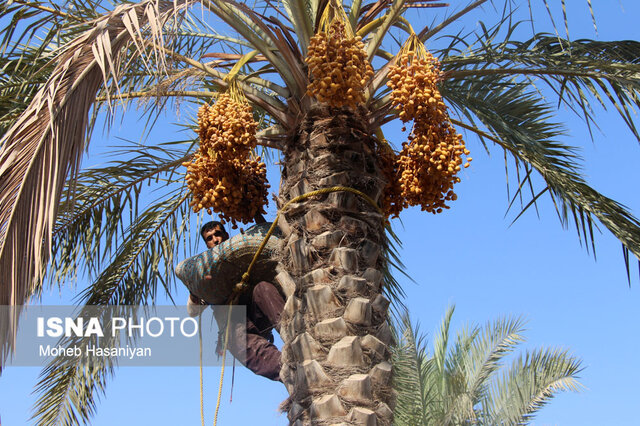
<box><xmin>200</xmin><ymin>221</ymin><xmax>228</xmax><ymax>249</ymax></box>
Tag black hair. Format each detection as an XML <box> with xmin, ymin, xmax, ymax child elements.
<box><xmin>200</xmin><ymin>221</ymin><xmax>227</xmax><ymax>241</ymax></box>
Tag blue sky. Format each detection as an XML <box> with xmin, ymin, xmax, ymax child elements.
<box><xmin>2</xmin><ymin>1</ymin><xmax>640</xmax><ymax>425</ymax></box>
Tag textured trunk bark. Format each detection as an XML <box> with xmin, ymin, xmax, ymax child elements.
<box><xmin>274</xmin><ymin>105</ymin><xmax>394</xmax><ymax>425</ymax></box>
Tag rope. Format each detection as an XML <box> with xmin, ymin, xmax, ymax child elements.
<box><xmin>198</xmin><ymin>315</ymin><xmax>205</xmax><ymax>426</ymax></box>
<box><xmin>230</xmin><ymin>357</ymin><xmax>236</xmax><ymax>403</ymax></box>
<box><xmin>213</xmin><ymin>301</ymin><xmax>236</xmax><ymax>426</ymax></box>
<box><xmin>211</xmin><ymin>186</ymin><xmax>382</xmax><ymax>425</ymax></box>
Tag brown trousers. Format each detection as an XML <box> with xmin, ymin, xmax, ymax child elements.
<box><xmin>226</xmin><ymin>281</ymin><xmax>284</xmax><ymax>381</ymax></box>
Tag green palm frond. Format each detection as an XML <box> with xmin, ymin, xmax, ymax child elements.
<box><xmin>392</xmin><ymin>312</ymin><xmax>435</xmax><ymax>426</ymax></box>
<box><xmin>0</xmin><ymin>51</ymin><xmax>51</xmax><ymax>136</ymax></box>
<box><xmin>365</xmin><ymin>0</ymin><xmax>408</xmax><ymax>61</ymax></box>
<box><xmin>486</xmin><ymin>348</ymin><xmax>583</xmax><ymax>424</ymax></box>
<box><xmin>393</xmin><ymin>307</ymin><xmax>583</xmax><ymax>426</ymax></box>
<box><xmin>439</xmin><ymin>321</ymin><xmax>475</xmax><ymax>423</ymax></box>
<box><xmin>432</xmin><ymin>305</ymin><xmax>455</xmax><ymax>402</ymax></box>
<box><xmin>46</xmin><ymin>142</ymin><xmax>193</xmax><ymax>294</ymax></box>
<box><xmin>443</xmin><ymin>74</ymin><xmax>640</xmax><ymax>271</ymax></box>
<box><xmin>382</xmin><ymin>224</ymin><xmax>409</xmax><ymax>314</ymax></box>
<box><xmin>372</xmin><ymin>19</ymin><xmax>640</xmax><ymax>271</ymax></box>
<box><xmin>32</xmin><ymin>332</ymin><xmax>116</xmax><ymax>426</ymax></box>
<box><xmin>0</xmin><ymin>2</ymin><xmax>81</xmax><ymax>136</ymax></box>
<box><xmin>200</xmin><ymin>0</ymin><xmax>306</xmax><ymax>99</ymax></box>
<box><xmin>0</xmin><ymin>0</ymin><xmax>97</xmax><ymax>54</ymax></box>
<box><xmin>464</xmin><ymin>316</ymin><xmax>526</xmax><ymax>402</ymax></box>
<box><xmin>32</xmin><ymin>141</ymin><xmax>193</xmax><ymax>426</ymax></box>
<box><xmin>282</xmin><ymin>0</ymin><xmax>315</xmax><ymax>55</ymax></box>
<box><xmin>442</xmin><ymin>34</ymin><xmax>640</xmax><ymax>139</ymax></box>
<box><xmin>418</xmin><ymin>0</ymin><xmax>490</xmax><ymax>42</ymax></box>
<box><xmin>31</xmin><ymin>306</ymin><xmax>142</xmax><ymax>426</ymax></box>
<box><xmin>91</xmin><ymin>10</ymin><xmax>289</xmax><ymax>128</ymax></box>
<box><xmin>75</xmin><ymin>188</ymin><xmax>190</xmax><ymax>306</ymax></box>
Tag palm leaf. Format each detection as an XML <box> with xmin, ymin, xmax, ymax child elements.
<box><xmin>464</xmin><ymin>316</ymin><xmax>526</xmax><ymax>404</ymax></box>
<box><xmin>487</xmin><ymin>348</ymin><xmax>583</xmax><ymax>424</ymax></box>
<box><xmin>432</xmin><ymin>304</ymin><xmax>454</xmax><ymax>403</ymax></box>
<box><xmin>32</xmin><ymin>187</ymin><xmax>191</xmax><ymax>422</ymax></box>
<box><xmin>46</xmin><ymin>142</ymin><xmax>193</xmax><ymax>295</ymax></box>
<box><xmin>31</xmin><ymin>306</ymin><xmax>145</xmax><ymax>426</ymax></box>
<box><xmin>281</xmin><ymin>0</ymin><xmax>314</xmax><ymax>55</ymax></box>
<box><xmin>75</xmin><ymin>188</ymin><xmax>190</xmax><ymax>306</ymax></box>
<box><xmin>392</xmin><ymin>312</ymin><xmax>435</xmax><ymax>426</ymax></box>
<box><xmin>200</xmin><ymin>0</ymin><xmax>303</xmax><ymax>97</ymax></box>
<box><xmin>393</xmin><ymin>308</ymin><xmax>583</xmax><ymax>425</ymax></box>
<box><xmin>442</xmin><ymin>75</ymin><xmax>640</xmax><ymax>273</ymax></box>
<box><xmin>442</xmin><ymin>35</ymin><xmax>640</xmax><ymax>140</ymax></box>
<box><xmin>31</xmin><ymin>317</ymin><xmax>117</xmax><ymax>426</ymax></box>
<box><xmin>381</xmin><ymin>223</ymin><xmax>409</xmax><ymax>315</ymax></box>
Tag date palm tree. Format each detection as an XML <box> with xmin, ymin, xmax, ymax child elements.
<box><xmin>393</xmin><ymin>307</ymin><xmax>582</xmax><ymax>425</ymax></box>
<box><xmin>0</xmin><ymin>0</ymin><xmax>639</xmax><ymax>424</ymax></box>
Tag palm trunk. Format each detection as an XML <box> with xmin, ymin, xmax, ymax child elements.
<box><xmin>274</xmin><ymin>105</ymin><xmax>394</xmax><ymax>425</ymax></box>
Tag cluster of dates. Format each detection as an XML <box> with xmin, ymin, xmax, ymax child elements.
<box><xmin>381</xmin><ymin>45</ymin><xmax>471</xmax><ymax>216</ymax></box>
<box><xmin>184</xmin><ymin>93</ymin><xmax>269</xmax><ymax>227</ymax></box>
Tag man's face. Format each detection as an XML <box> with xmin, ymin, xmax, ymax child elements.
<box><xmin>202</xmin><ymin>225</ymin><xmax>228</xmax><ymax>249</ymax></box>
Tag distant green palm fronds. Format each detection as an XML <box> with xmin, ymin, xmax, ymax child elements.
<box><xmin>393</xmin><ymin>307</ymin><xmax>583</xmax><ymax>425</ymax></box>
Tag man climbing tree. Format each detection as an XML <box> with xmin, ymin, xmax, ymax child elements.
<box><xmin>187</xmin><ymin>220</ymin><xmax>285</xmax><ymax>382</ymax></box>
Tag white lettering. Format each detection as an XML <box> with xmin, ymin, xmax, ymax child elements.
<box><xmin>128</xmin><ymin>318</ymin><xmax>144</xmax><ymax>337</ymax></box>
<box><xmin>39</xmin><ymin>345</ymin><xmax>81</xmax><ymax>357</ymax></box>
<box><xmin>84</xmin><ymin>345</ymin><xmax>151</xmax><ymax>358</ymax></box>
<box><xmin>66</xmin><ymin>317</ymin><xmax>83</xmax><ymax>337</ymax></box>
<box><xmin>42</xmin><ymin>317</ymin><xmax>105</xmax><ymax>337</ymax></box>
<box><xmin>181</xmin><ymin>317</ymin><xmax>198</xmax><ymax>337</ymax></box>
<box><xmin>85</xmin><ymin>318</ymin><xmax>104</xmax><ymax>337</ymax></box>
<box><xmin>146</xmin><ymin>318</ymin><xmax>164</xmax><ymax>337</ymax></box>
<box><xmin>46</xmin><ymin>317</ymin><xmax>63</xmax><ymax>337</ymax></box>
<box><xmin>39</xmin><ymin>344</ymin><xmax>51</xmax><ymax>356</ymax></box>
<box><xmin>37</xmin><ymin>317</ymin><xmax>44</xmax><ymax>337</ymax></box>
<box><xmin>165</xmin><ymin>317</ymin><xmax>179</xmax><ymax>337</ymax></box>
<box><xmin>111</xmin><ymin>317</ymin><xmax>126</xmax><ymax>337</ymax></box>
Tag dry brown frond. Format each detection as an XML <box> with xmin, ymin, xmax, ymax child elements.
<box><xmin>0</xmin><ymin>0</ymin><xmax>196</xmax><ymax>366</ymax></box>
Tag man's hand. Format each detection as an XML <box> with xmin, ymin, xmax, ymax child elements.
<box><xmin>254</xmin><ymin>212</ymin><xmax>266</xmax><ymax>224</ymax></box>
<box><xmin>187</xmin><ymin>291</ymin><xmax>208</xmax><ymax>316</ymax></box>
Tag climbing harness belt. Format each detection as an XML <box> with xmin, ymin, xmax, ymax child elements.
<box><xmin>203</xmin><ymin>186</ymin><xmax>383</xmax><ymax>426</ymax></box>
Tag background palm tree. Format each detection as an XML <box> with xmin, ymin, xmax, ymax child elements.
<box><xmin>393</xmin><ymin>307</ymin><xmax>582</xmax><ymax>425</ymax></box>
<box><xmin>0</xmin><ymin>0</ymin><xmax>639</xmax><ymax>424</ymax></box>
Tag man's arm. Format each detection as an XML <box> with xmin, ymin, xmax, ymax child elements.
<box><xmin>254</xmin><ymin>212</ymin><xmax>266</xmax><ymax>224</ymax></box>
